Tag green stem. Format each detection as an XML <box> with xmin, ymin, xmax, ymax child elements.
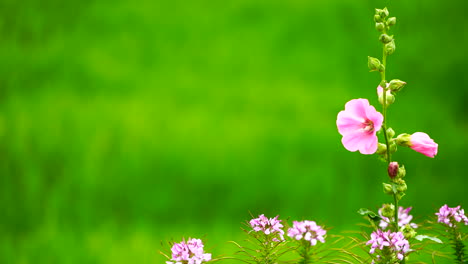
<box><xmin>380</xmin><ymin>25</ymin><xmax>404</xmax><ymax>264</ymax></box>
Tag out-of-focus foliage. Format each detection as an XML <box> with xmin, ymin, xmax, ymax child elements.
<box><xmin>0</xmin><ymin>0</ymin><xmax>466</xmax><ymax>263</ymax></box>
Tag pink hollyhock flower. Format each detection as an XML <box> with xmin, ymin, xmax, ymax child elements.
<box><xmin>337</xmin><ymin>99</ymin><xmax>384</xmax><ymax>154</ymax></box>
<box><xmin>409</xmin><ymin>132</ymin><xmax>438</xmax><ymax>158</ymax></box>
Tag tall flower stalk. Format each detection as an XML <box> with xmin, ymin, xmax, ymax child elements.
<box><xmin>337</xmin><ymin>6</ymin><xmax>439</xmax><ymax>264</ymax></box>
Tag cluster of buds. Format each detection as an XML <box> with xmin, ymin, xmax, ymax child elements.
<box><xmin>379</xmin><ymin>204</ymin><xmax>418</xmax><ymax>239</ymax></box>
<box><xmin>368</xmin><ymin>8</ymin><xmax>397</xmax><ymax>73</ymax></box>
<box><xmin>382</xmin><ymin>161</ymin><xmax>407</xmax><ymax>201</ymax></box>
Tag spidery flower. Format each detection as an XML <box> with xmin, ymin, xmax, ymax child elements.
<box><xmin>367</xmin><ymin>230</ymin><xmax>410</xmax><ymax>263</ymax></box>
<box><xmin>436</xmin><ymin>204</ymin><xmax>468</xmax><ymax>227</ymax></box>
<box><xmin>166</xmin><ymin>238</ymin><xmax>211</xmax><ymax>264</ymax></box>
<box><xmin>249</xmin><ymin>214</ymin><xmax>285</xmax><ymax>241</ymax></box>
<box><xmin>287</xmin><ymin>220</ymin><xmax>326</xmax><ymax>246</ymax></box>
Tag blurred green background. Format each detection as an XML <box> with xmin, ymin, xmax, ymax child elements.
<box><xmin>0</xmin><ymin>0</ymin><xmax>467</xmax><ymax>263</ymax></box>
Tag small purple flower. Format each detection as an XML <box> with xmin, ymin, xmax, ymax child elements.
<box><xmin>287</xmin><ymin>220</ymin><xmax>326</xmax><ymax>246</ymax></box>
<box><xmin>436</xmin><ymin>204</ymin><xmax>468</xmax><ymax>227</ymax></box>
<box><xmin>167</xmin><ymin>238</ymin><xmax>211</xmax><ymax>264</ymax></box>
<box><xmin>250</xmin><ymin>214</ymin><xmax>285</xmax><ymax>241</ymax></box>
<box><xmin>379</xmin><ymin>206</ymin><xmax>418</xmax><ymax>230</ymax></box>
<box><xmin>367</xmin><ymin>230</ymin><xmax>410</xmax><ymax>262</ymax></box>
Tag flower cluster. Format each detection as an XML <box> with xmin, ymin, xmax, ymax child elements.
<box><xmin>166</xmin><ymin>238</ymin><xmax>211</xmax><ymax>264</ymax></box>
<box><xmin>379</xmin><ymin>206</ymin><xmax>418</xmax><ymax>230</ymax></box>
<box><xmin>250</xmin><ymin>214</ymin><xmax>285</xmax><ymax>241</ymax></box>
<box><xmin>287</xmin><ymin>220</ymin><xmax>326</xmax><ymax>246</ymax></box>
<box><xmin>367</xmin><ymin>229</ymin><xmax>410</xmax><ymax>263</ymax></box>
<box><xmin>436</xmin><ymin>204</ymin><xmax>468</xmax><ymax>227</ymax></box>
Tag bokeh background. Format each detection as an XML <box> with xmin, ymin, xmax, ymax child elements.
<box><xmin>1</xmin><ymin>0</ymin><xmax>467</xmax><ymax>263</ymax></box>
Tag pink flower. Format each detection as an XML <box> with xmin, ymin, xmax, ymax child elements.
<box><xmin>337</xmin><ymin>99</ymin><xmax>384</xmax><ymax>154</ymax></box>
<box><xmin>436</xmin><ymin>204</ymin><xmax>468</xmax><ymax>227</ymax></box>
<box><xmin>287</xmin><ymin>220</ymin><xmax>326</xmax><ymax>246</ymax></box>
<box><xmin>409</xmin><ymin>132</ymin><xmax>438</xmax><ymax>158</ymax></box>
<box><xmin>249</xmin><ymin>214</ymin><xmax>285</xmax><ymax>241</ymax></box>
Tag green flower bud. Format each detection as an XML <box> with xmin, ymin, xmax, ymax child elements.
<box><xmin>387</xmin><ymin>17</ymin><xmax>397</xmax><ymax>27</ymax></box>
<box><xmin>376</xmin><ymin>143</ymin><xmax>387</xmax><ymax>155</ymax></box>
<box><xmin>383</xmin><ymin>183</ymin><xmax>394</xmax><ymax>195</ymax></box>
<box><xmin>402</xmin><ymin>224</ymin><xmax>417</xmax><ymax>239</ymax></box>
<box><xmin>385</xmin><ymin>39</ymin><xmax>396</xmax><ymax>55</ymax></box>
<box><xmin>381</xmin><ymin>203</ymin><xmax>395</xmax><ymax>218</ymax></box>
<box><xmin>386</xmin><ymin>128</ymin><xmax>395</xmax><ymax>138</ymax></box>
<box><xmin>396</xmin><ymin>179</ymin><xmax>407</xmax><ymax>192</ymax></box>
<box><xmin>396</xmin><ymin>133</ymin><xmax>411</xmax><ymax>147</ymax></box>
<box><xmin>378</xmin><ymin>89</ymin><xmax>395</xmax><ymax>106</ymax></box>
<box><xmin>376</xmin><ymin>8</ymin><xmax>389</xmax><ymax>19</ymax></box>
<box><xmin>389</xmin><ymin>141</ymin><xmax>397</xmax><ymax>153</ymax></box>
<box><xmin>388</xmin><ymin>79</ymin><xmax>407</xmax><ymax>92</ymax></box>
<box><xmin>375</xmin><ymin>22</ymin><xmax>385</xmax><ymax>32</ymax></box>
<box><xmin>368</xmin><ymin>56</ymin><xmax>382</xmax><ymax>72</ymax></box>
<box><xmin>379</xmin><ymin>34</ymin><xmax>393</xmax><ymax>44</ymax></box>
<box><xmin>398</xmin><ymin>165</ymin><xmax>406</xmax><ymax>178</ymax></box>
<box><xmin>374</xmin><ymin>14</ymin><xmax>383</xmax><ymax>23</ymax></box>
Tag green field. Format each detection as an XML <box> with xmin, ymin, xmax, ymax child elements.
<box><xmin>1</xmin><ymin>0</ymin><xmax>467</xmax><ymax>263</ymax></box>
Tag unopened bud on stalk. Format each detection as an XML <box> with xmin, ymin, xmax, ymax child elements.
<box><xmin>381</xmin><ymin>203</ymin><xmax>395</xmax><ymax>218</ymax></box>
<box><xmin>402</xmin><ymin>224</ymin><xmax>417</xmax><ymax>239</ymax></box>
<box><xmin>387</xmin><ymin>17</ymin><xmax>397</xmax><ymax>27</ymax></box>
<box><xmin>368</xmin><ymin>56</ymin><xmax>382</xmax><ymax>72</ymax></box>
<box><xmin>388</xmin><ymin>162</ymin><xmax>399</xmax><ymax>179</ymax></box>
<box><xmin>385</xmin><ymin>39</ymin><xmax>396</xmax><ymax>55</ymax></box>
<box><xmin>386</xmin><ymin>128</ymin><xmax>395</xmax><ymax>138</ymax></box>
<box><xmin>375</xmin><ymin>22</ymin><xmax>385</xmax><ymax>32</ymax></box>
<box><xmin>383</xmin><ymin>183</ymin><xmax>394</xmax><ymax>195</ymax></box>
<box><xmin>374</xmin><ymin>14</ymin><xmax>383</xmax><ymax>23</ymax></box>
<box><xmin>398</xmin><ymin>165</ymin><xmax>406</xmax><ymax>178</ymax></box>
<box><xmin>376</xmin><ymin>7</ymin><xmax>389</xmax><ymax>19</ymax></box>
<box><xmin>396</xmin><ymin>133</ymin><xmax>411</xmax><ymax>147</ymax></box>
<box><xmin>380</xmin><ymin>34</ymin><xmax>393</xmax><ymax>44</ymax></box>
<box><xmin>396</xmin><ymin>179</ymin><xmax>407</xmax><ymax>192</ymax></box>
<box><xmin>388</xmin><ymin>79</ymin><xmax>406</xmax><ymax>92</ymax></box>
<box><xmin>377</xmin><ymin>143</ymin><xmax>387</xmax><ymax>155</ymax></box>
<box><xmin>389</xmin><ymin>141</ymin><xmax>398</xmax><ymax>153</ymax></box>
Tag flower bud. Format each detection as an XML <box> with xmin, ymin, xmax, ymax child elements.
<box><xmin>396</xmin><ymin>133</ymin><xmax>411</xmax><ymax>147</ymax></box>
<box><xmin>381</xmin><ymin>203</ymin><xmax>395</xmax><ymax>218</ymax></box>
<box><xmin>379</xmin><ymin>34</ymin><xmax>393</xmax><ymax>44</ymax></box>
<box><xmin>376</xmin><ymin>143</ymin><xmax>387</xmax><ymax>155</ymax></box>
<box><xmin>383</xmin><ymin>183</ymin><xmax>394</xmax><ymax>195</ymax></box>
<box><xmin>402</xmin><ymin>224</ymin><xmax>417</xmax><ymax>239</ymax></box>
<box><xmin>376</xmin><ymin>7</ymin><xmax>389</xmax><ymax>19</ymax></box>
<box><xmin>385</xmin><ymin>39</ymin><xmax>396</xmax><ymax>55</ymax></box>
<box><xmin>388</xmin><ymin>79</ymin><xmax>406</xmax><ymax>92</ymax></box>
<box><xmin>398</xmin><ymin>165</ymin><xmax>406</xmax><ymax>178</ymax></box>
<box><xmin>389</xmin><ymin>141</ymin><xmax>397</xmax><ymax>153</ymax></box>
<box><xmin>387</xmin><ymin>17</ymin><xmax>397</xmax><ymax>27</ymax></box>
<box><xmin>368</xmin><ymin>56</ymin><xmax>382</xmax><ymax>72</ymax></box>
<box><xmin>396</xmin><ymin>179</ymin><xmax>407</xmax><ymax>192</ymax></box>
<box><xmin>374</xmin><ymin>14</ymin><xmax>383</xmax><ymax>23</ymax></box>
<box><xmin>388</xmin><ymin>162</ymin><xmax>399</xmax><ymax>179</ymax></box>
<box><xmin>386</xmin><ymin>128</ymin><xmax>395</xmax><ymax>138</ymax></box>
<box><xmin>377</xmin><ymin>85</ymin><xmax>395</xmax><ymax>106</ymax></box>
<box><xmin>375</xmin><ymin>22</ymin><xmax>385</xmax><ymax>32</ymax></box>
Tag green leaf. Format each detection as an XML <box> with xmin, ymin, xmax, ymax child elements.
<box><xmin>415</xmin><ymin>235</ymin><xmax>443</xmax><ymax>244</ymax></box>
<box><xmin>357</xmin><ymin>208</ymin><xmax>382</xmax><ymax>221</ymax></box>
